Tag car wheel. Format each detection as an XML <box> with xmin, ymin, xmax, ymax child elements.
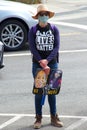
<box><xmin>0</xmin><ymin>19</ymin><xmax>28</xmax><ymax>51</ymax></box>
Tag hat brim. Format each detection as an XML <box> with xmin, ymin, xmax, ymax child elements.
<box><xmin>32</xmin><ymin>11</ymin><xmax>55</xmax><ymax>19</ymax></box>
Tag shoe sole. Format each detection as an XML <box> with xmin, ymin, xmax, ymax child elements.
<box><xmin>51</xmin><ymin>122</ymin><xmax>63</xmax><ymax>127</ymax></box>
<box><xmin>34</xmin><ymin>124</ymin><xmax>41</xmax><ymax>129</ymax></box>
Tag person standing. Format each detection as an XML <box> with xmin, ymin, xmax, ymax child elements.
<box><xmin>28</xmin><ymin>4</ymin><xmax>63</xmax><ymax>129</ymax></box>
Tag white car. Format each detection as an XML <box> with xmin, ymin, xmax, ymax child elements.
<box><xmin>0</xmin><ymin>0</ymin><xmax>37</xmax><ymax>51</ymax></box>
<box><xmin>0</xmin><ymin>41</ymin><xmax>4</xmax><ymax>69</ymax></box>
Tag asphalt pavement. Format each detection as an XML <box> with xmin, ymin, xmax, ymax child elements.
<box><xmin>33</xmin><ymin>0</ymin><xmax>87</xmax><ymax>13</ymax></box>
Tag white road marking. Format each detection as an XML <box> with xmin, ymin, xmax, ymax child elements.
<box><xmin>4</xmin><ymin>49</ymin><xmax>87</xmax><ymax>57</ymax></box>
<box><xmin>50</xmin><ymin>21</ymin><xmax>87</xmax><ymax>30</ymax></box>
<box><xmin>0</xmin><ymin>116</ymin><xmax>22</xmax><ymax>129</ymax></box>
<box><xmin>0</xmin><ymin>113</ymin><xmax>87</xmax><ymax>119</ymax></box>
<box><xmin>61</xmin><ymin>32</ymin><xmax>80</xmax><ymax>36</ymax></box>
<box><xmin>4</xmin><ymin>53</ymin><xmax>31</xmax><ymax>57</ymax></box>
<box><xmin>0</xmin><ymin>114</ymin><xmax>87</xmax><ymax>129</ymax></box>
<box><xmin>53</xmin><ymin>12</ymin><xmax>87</xmax><ymax>21</ymax></box>
<box><xmin>65</xmin><ymin>118</ymin><xmax>87</xmax><ymax>130</ymax></box>
<box><xmin>60</xmin><ymin>49</ymin><xmax>87</xmax><ymax>53</ymax></box>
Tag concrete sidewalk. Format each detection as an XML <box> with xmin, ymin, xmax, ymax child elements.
<box><xmin>33</xmin><ymin>0</ymin><xmax>87</xmax><ymax>13</ymax></box>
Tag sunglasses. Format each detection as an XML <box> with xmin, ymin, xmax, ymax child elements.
<box><xmin>39</xmin><ymin>12</ymin><xmax>49</xmax><ymax>16</ymax></box>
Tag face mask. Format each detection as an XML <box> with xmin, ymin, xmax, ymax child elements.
<box><xmin>38</xmin><ymin>15</ymin><xmax>49</xmax><ymax>24</ymax></box>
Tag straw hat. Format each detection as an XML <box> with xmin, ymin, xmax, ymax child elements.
<box><xmin>32</xmin><ymin>4</ymin><xmax>55</xmax><ymax>19</ymax></box>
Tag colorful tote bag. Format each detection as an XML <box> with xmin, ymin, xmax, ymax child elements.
<box><xmin>32</xmin><ymin>69</ymin><xmax>63</xmax><ymax>95</ymax></box>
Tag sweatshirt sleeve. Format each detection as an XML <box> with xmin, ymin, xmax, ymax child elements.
<box><xmin>46</xmin><ymin>26</ymin><xmax>60</xmax><ymax>62</ymax></box>
<box><xmin>28</xmin><ymin>27</ymin><xmax>42</xmax><ymax>62</ymax></box>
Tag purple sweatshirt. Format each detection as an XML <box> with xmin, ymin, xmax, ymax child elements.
<box><xmin>28</xmin><ymin>23</ymin><xmax>60</xmax><ymax>64</ymax></box>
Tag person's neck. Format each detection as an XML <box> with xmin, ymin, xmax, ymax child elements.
<box><xmin>39</xmin><ymin>22</ymin><xmax>48</xmax><ymax>28</ymax></box>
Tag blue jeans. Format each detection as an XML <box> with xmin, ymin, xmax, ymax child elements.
<box><xmin>32</xmin><ymin>62</ymin><xmax>58</xmax><ymax>116</ymax></box>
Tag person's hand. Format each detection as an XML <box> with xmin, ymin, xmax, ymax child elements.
<box><xmin>44</xmin><ymin>66</ymin><xmax>50</xmax><ymax>75</ymax></box>
<box><xmin>39</xmin><ymin>59</ymin><xmax>48</xmax><ymax>68</ymax></box>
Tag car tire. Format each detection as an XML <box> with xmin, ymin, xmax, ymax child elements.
<box><xmin>0</xmin><ymin>19</ymin><xmax>28</xmax><ymax>51</ymax></box>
